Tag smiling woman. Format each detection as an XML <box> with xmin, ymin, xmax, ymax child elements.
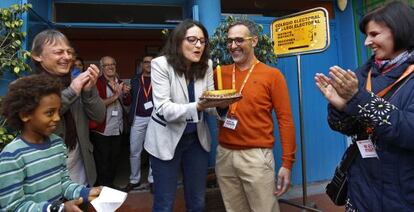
<box><xmin>314</xmin><ymin>2</ymin><xmax>414</xmax><ymax>211</ymax></box>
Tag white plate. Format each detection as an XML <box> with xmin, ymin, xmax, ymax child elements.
<box><xmin>199</xmin><ymin>93</ymin><xmax>242</xmax><ymax>100</ymax></box>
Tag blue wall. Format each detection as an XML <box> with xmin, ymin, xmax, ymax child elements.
<box><xmin>243</xmin><ymin>3</ymin><xmax>358</xmax><ymax>184</ymax></box>
<box><xmin>0</xmin><ymin>0</ymin><xmax>22</xmax><ymax>7</ymax></box>
<box><xmin>275</xmin><ymin>23</ymin><xmax>349</xmax><ymax>184</ymax></box>
<box><xmin>27</xmin><ymin>0</ymin><xmax>53</xmax><ymax>47</ymax></box>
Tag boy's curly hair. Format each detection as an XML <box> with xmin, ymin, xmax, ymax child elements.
<box><xmin>0</xmin><ymin>75</ymin><xmax>62</xmax><ymax>130</ymax></box>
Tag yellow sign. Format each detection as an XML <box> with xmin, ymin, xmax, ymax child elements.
<box><xmin>271</xmin><ymin>8</ymin><xmax>330</xmax><ymax>56</ymax></box>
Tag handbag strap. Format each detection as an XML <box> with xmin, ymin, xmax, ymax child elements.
<box><xmin>339</xmin><ymin>143</ymin><xmax>358</xmax><ymax>173</ymax></box>
<box><xmin>339</xmin><ymin>67</ymin><xmax>413</xmax><ymax>173</ymax></box>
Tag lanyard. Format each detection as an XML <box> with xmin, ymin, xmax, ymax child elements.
<box><xmin>366</xmin><ymin>65</ymin><xmax>414</xmax><ymax>97</ymax></box>
<box><xmin>141</xmin><ymin>75</ymin><xmax>152</xmax><ymax>101</ymax></box>
<box><xmin>229</xmin><ymin>60</ymin><xmax>259</xmax><ymax>116</ymax></box>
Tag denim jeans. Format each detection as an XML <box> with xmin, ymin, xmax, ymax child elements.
<box><xmin>129</xmin><ymin>116</ymin><xmax>153</xmax><ymax>184</ymax></box>
<box><xmin>150</xmin><ymin>133</ymin><xmax>208</xmax><ymax>212</ymax></box>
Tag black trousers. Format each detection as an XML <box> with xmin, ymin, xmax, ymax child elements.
<box><xmin>90</xmin><ymin>132</ymin><xmax>122</xmax><ymax>187</ymax></box>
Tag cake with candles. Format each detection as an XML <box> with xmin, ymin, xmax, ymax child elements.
<box><xmin>200</xmin><ymin>60</ymin><xmax>241</xmax><ymax>100</ymax></box>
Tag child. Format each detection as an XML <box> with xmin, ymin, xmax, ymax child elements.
<box><xmin>0</xmin><ymin>75</ymin><xmax>101</xmax><ymax>211</ymax></box>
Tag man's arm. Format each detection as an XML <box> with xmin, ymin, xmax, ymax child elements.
<box><xmin>271</xmin><ymin>69</ymin><xmax>297</xmax><ymax>196</ymax></box>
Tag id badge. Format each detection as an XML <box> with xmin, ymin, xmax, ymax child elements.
<box><xmin>144</xmin><ymin>101</ymin><xmax>153</xmax><ymax>110</ymax></box>
<box><xmin>111</xmin><ymin>110</ymin><xmax>119</xmax><ymax>116</ymax></box>
<box><xmin>223</xmin><ymin>117</ymin><xmax>238</xmax><ymax>130</ymax></box>
<box><xmin>356</xmin><ymin>139</ymin><xmax>378</xmax><ymax>158</ymax></box>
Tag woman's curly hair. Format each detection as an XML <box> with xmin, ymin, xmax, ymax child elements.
<box><xmin>0</xmin><ymin>75</ymin><xmax>62</xmax><ymax>130</ymax></box>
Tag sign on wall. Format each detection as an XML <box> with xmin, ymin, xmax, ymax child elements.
<box><xmin>271</xmin><ymin>7</ymin><xmax>330</xmax><ymax>57</ymax></box>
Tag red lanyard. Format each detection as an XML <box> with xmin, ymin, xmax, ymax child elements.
<box><xmin>229</xmin><ymin>60</ymin><xmax>259</xmax><ymax>116</ymax></box>
<box><xmin>366</xmin><ymin>65</ymin><xmax>414</xmax><ymax>97</ymax></box>
<box><xmin>141</xmin><ymin>75</ymin><xmax>152</xmax><ymax>101</ymax></box>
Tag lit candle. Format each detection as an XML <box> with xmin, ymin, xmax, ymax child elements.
<box><xmin>216</xmin><ymin>59</ymin><xmax>223</xmax><ymax>90</ymax></box>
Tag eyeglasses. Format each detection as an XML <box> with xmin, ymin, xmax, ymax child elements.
<box><xmin>102</xmin><ymin>63</ymin><xmax>116</xmax><ymax>68</ymax></box>
<box><xmin>185</xmin><ymin>36</ymin><xmax>206</xmax><ymax>45</ymax></box>
<box><xmin>143</xmin><ymin>61</ymin><xmax>151</xmax><ymax>64</ymax></box>
<box><xmin>226</xmin><ymin>37</ymin><xmax>253</xmax><ymax>47</ymax></box>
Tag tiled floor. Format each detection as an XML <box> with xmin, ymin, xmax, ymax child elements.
<box><xmin>103</xmin><ymin>142</ymin><xmax>344</xmax><ymax>212</ymax></box>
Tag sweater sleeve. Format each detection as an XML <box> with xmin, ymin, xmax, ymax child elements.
<box><xmin>0</xmin><ymin>148</ymin><xmax>49</xmax><ymax>211</ymax></box>
<box><xmin>60</xmin><ymin>144</ymin><xmax>91</xmax><ymax>202</ymax></box>
<box><xmin>271</xmin><ymin>70</ymin><xmax>296</xmax><ymax>170</ymax></box>
<box><xmin>60</xmin><ymin>86</ymin><xmax>79</xmax><ymax>114</ymax></box>
<box><xmin>81</xmin><ymin>87</ymin><xmax>106</xmax><ymax>123</ymax></box>
<box><xmin>327</xmin><ymin>104</ymin><xmax>367</xmax><ymax>136</ymax></box>
<box><xmin>343</xmin><ymin>88</ymin><xmax>414</xmax><ymax>150</ymax></box>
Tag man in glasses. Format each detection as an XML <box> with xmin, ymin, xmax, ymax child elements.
<box><xmin>215</xmin><ymin>20</ymin><xmax>297</xmax><ymax>212</ymax></box>
<box><xmin>90</xmin><ymin>56</ymin><xmax>131</xmax><ymax>187</ymax></box>
<box><xmin>124</xmin><ymin>54</ymin><xmax>155</xmax><ymax>193</ymax></box>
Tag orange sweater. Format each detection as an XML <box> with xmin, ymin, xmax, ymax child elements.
<box><xmin>215</xmin><ymin>62</ymin><xmax>296</xmax><ymax>170</ymax></box>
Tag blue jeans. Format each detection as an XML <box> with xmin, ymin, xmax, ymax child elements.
<box><xmin>150</xmin><ymin>133</ymin><xmax>208</xmax><ymax>212</ymax></box>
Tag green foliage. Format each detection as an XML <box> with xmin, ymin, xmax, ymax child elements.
<box><xmin>0</xmin><ymin>117</ymin><xmax>17</xmax><ymax>150</ymax></box>
<box><xmin>0</xmin><ymin>3</ymin><xmax>32</xmax><ymax>76</ymax></box>
<box><xmin>161</xmin><ymin>28</ymin><xmax>170</xmax><ymax>41</ymax></box>
<box><xmin>210</xmin><ymin>16</ymin><xmax>277</xmax><ymax>66</ymax></box>
<box><xmin>0</xmin><ymin>4</ymin><xmax>31</xmax><ymax>150</ymax></box>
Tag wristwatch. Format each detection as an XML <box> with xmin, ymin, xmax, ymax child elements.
<box><xmin>57</xmin><ymin>203</ymin><xmax>64</xmax><ymax>212</ymax></box>
<box><xmin>49</xmin><ymin>201</ymin><xmax>64</xmax><ymax>212</ymax></box>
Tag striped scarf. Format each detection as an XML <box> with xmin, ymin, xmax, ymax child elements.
<box><xmin>374</xmin><ymin>50</ymin><xmax>414</xmax><ymax>74</ymax></box>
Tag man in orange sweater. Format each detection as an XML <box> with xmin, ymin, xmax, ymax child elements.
<box><xmin>215</xmin><ymin>20</ymin><xmax>297</xmax><ymax>212</ymax></box>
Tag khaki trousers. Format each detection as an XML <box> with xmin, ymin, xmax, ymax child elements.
<box><xmin>215</xmin><ymin>145</ymin><xmax>280</xmax><ymax>212</ymax></box>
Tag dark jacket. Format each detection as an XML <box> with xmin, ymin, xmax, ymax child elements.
<box><xmin>328</xmin><ymin>55</ymin><xmax>414</xmax><ymax>211</ymax></box>
<box><xmin>128</xmin><ymin>72</ymin><xmax>142</xmax><ymax>123</ymax></box>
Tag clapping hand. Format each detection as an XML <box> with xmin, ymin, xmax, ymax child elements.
<box><xmin>328</xmin><ymin>66</ymin><xmax>359</xmax><ymax>101</ymax></box>
<box><xmin>70</xmin><ymin>64</ymin><xmax>100</xmax><ymax>95</ymax></box>
<box><xmin>315</xmin><ymin>66</ymin><xmax>359</xmax><ymax>111</ymax></box>
<box><xmin>70</xmin><ymin>71</ymin><xmax>91</xmax><ymax>95</ymax></box>
<box><xmin>315</xmin><ymin>73</ymin><xmax>347</xmax><ymax>111</ymax></box>
<box><xmin>83</xmin><ymin>64</ymin><xmax>100</xmax><ymax>91</ymax></box>
<box><xmin>121</xmin><ymin>82</ymin><xmax>131</xmax><ymax>94</ymax></box>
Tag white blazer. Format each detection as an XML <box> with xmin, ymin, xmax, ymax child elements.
<box><xmin>144</xmin><ymin>56</ymin><xmax>217</xmax><ymax>160</ymax></box>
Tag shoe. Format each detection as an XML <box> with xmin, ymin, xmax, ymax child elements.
<box><xmin>123</xmin><ymin>183</ymin><xmax>140</xmax><ymax>192</ymax></box>
<box><xmin>149</xmin><ymin>183</ymin><xmax>154</xmax><ymax>194</ymax></box>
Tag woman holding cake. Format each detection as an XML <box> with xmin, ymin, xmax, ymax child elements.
<box><xmin>144</xmin><ymin>19</ymin><xmax>237</xmax><ymax>211</ymax></box>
